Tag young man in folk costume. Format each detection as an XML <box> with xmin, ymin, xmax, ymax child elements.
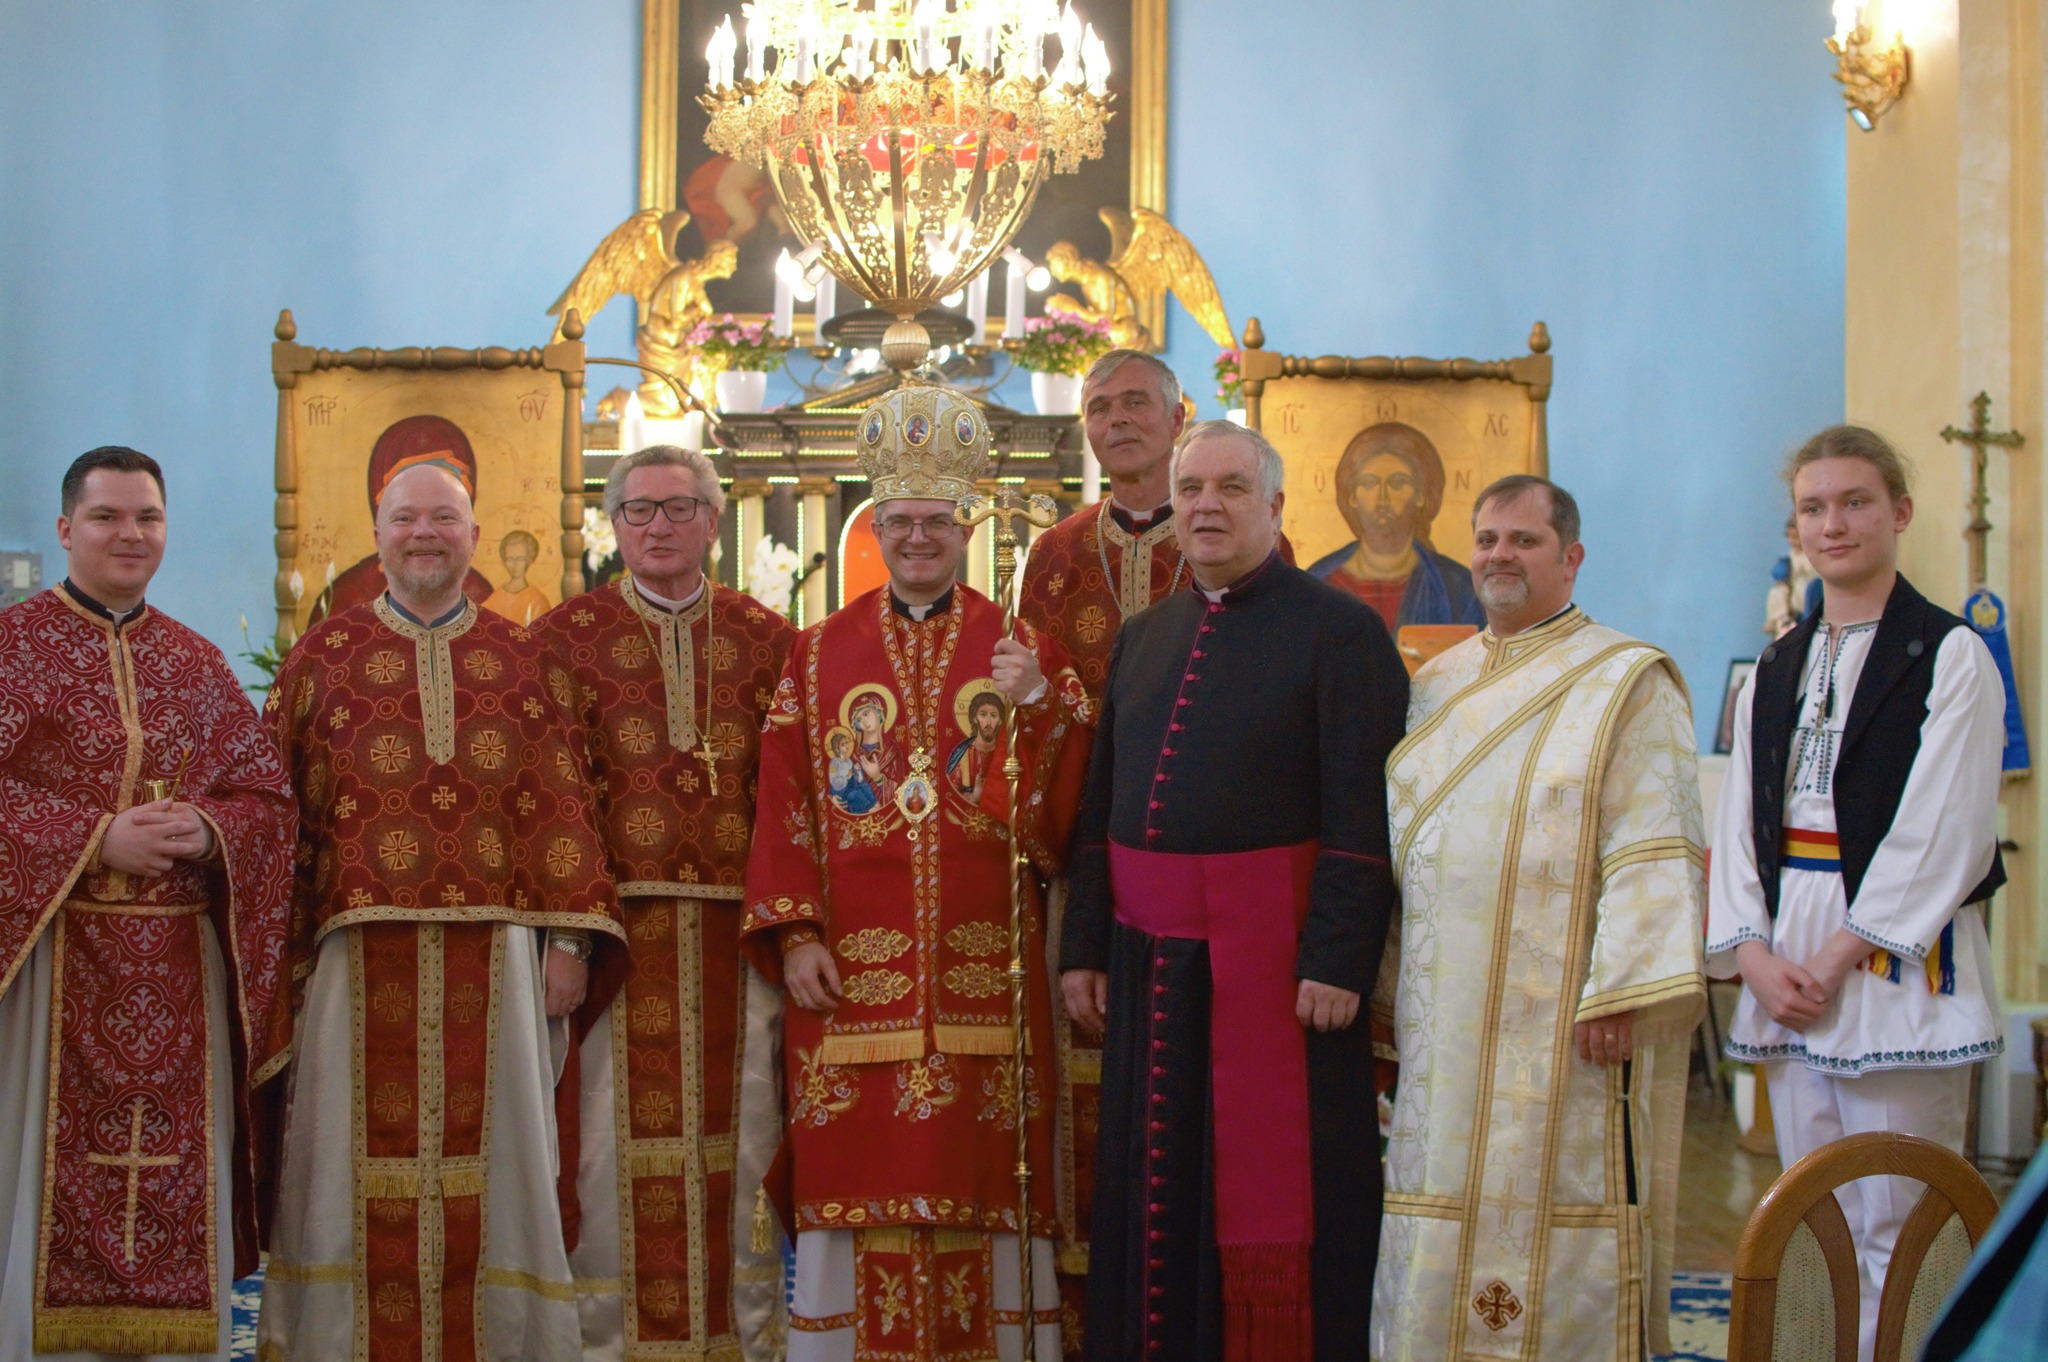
<box><xmin>743</xmin><ymin>381</ymin><xmax>1095</xmax><ymax>1360</ymax></box>
<box><xmin>1061</xmin><ymin>422</ymin><xmax>1406</xmax><ymax>1362</ymax></box>
<box><xmin>260</xmin><ymin>460</ymin><xmax>624</xmax><ymax>1361</ymax></box>
<box><xmin>532</xmin><ymin>445</ymin><xmax>796</xmax><ymax>1360</ymax></box>
<box><xmin>1708</xmin><ymin>426</ymin><xmax>2007</xmax><ymax>1362</ymax></box>
<box><xmin>0</xmin><ymin>447</ymin><xmax>294</xmax><ymax>1358</ymax></box>
<box><xmin>1373</xmin><ymin>475</ymin><xmax>1706</xmax><ymax>1362</ymax></box>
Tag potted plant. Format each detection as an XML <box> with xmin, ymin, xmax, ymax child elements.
<box><xmin>690</xmin><ymin>314</ymin><xmax>784</xmax><ymax>412</ymax></box>
<box><xmin>1013</xmin><ymin>310</ymin><xmax>1111</xmax><ymax>415</ymax></box>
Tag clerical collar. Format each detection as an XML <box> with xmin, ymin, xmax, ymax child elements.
<box><xmin>633</xmin><ymin>576</ymin><xmax>707</xmax><ymax>613</ymax></box>
<box><xmin>1489</xmin><ymin>602</ymin><xmax>1580</xmax><ymax>641</ymax></box>
<box><xmin>383</xmin><ymin>592</ymin><xmax>469</xmax><ymax>630</ymax></box>
<box><xmin>890</xmin><ymin>586</ymin><xmax>954</xmax><ymax>622</ymax></box>
<box><xmin>1195</xmin><ymin>550</ymin><xmax>1282</xmax><ymax>605</ymax></box>
<box><xmin>60</xmin><ymin>579</ymin><xmax>145</xmax><ymax>628</ymax></box>
<box><xmin>1106</xmin><ymin>497</ymin><xmax>1172</xmax><ymax>535</ymax></box>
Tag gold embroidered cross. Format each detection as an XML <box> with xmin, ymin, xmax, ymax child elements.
<box><xmin>87</xmin><ymin>1097</ymin><xmax>179</xmax><ymax>1265</ymax></box>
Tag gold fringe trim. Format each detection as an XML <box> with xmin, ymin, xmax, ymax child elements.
<box><xmin>441</xmin><ymin>1161</ymin><xmax>484</xmax><ymax>1198</ymax></box>
<box><xmin>34</xmin><ymin>1308</ymin><xmax>217</xmax><ymax>1355</ymax></box>
<box><xmin>704</xmin><ymin>1133</ymin><xmax>735</xmax><ymax>1172</ymax></box>
<box><xmin>1057</xmin><ymin>1245</ymin><xmax>1089</xmax><ymax>1276</ymax></box>
<box><xmin>933</xmin><ymin>1227</ymin><xmax>981</xmax><ymax>1252</ymax></box>
<box><xmin>1066</xmin><ymin>1052</ymin><xmax>1102</xmax><ymax>1084</ymax></box>
<box><xmin>360</xmin><ymin>1166</ymin><xmax>420</xmax><ymax>1199</ymax></box>
<box><xmin>859</xmin><ymin>1226</ymin><xmax>915</xmax><ymax>1254</ymax></box>
<box><xmin>752</xmin><ymin>1187</ymin><xmax>775</xmax><ymax>1254</ymax></box>
<box><xmin>933</xmin><ymin>1023</ymin><xmax>1022</xmax><ymax>1056</ymax></box>
<box><xmin>630</xmin><ymin>1146</ymin><xmax>691</xmax><ymax>1178</ymax></box>
<box><xmin>819</xmin><ymin>1029</ymin><xmax>925</xmax><ymax>1065</ymax></box>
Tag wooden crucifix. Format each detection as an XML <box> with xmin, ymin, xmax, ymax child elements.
<box><xmin>1940</xmin><ymin>392</ymin><xmax>2025</xmax><ymax>590</ymax></box>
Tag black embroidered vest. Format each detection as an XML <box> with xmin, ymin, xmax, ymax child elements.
<box><xmin>1749</xmin><ymin>574</ymin><xmax>2004</xmax><ymax>918</ymax></box>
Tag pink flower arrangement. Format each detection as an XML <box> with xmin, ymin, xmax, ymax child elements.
<box><xmin>688</xmin><ymin>314</ymin><xmax>784</xmax><ymax>372</ymax></box>
<box><xmin>1013</xmin><ymin>310</ymin><xmax>1113</xmax><ymax>377</ymax></box>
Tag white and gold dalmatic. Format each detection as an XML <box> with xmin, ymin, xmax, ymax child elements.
<box><xmin>1371</xmin><ymin>607</ymin><xmax>1706</xmax><ymax>1362</ymax></box>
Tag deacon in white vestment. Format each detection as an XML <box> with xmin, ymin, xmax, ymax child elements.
<box><xmin>1373</xmin><ymin>476</ymin><xmax>1706</xmax><ymax>1362</ymax></box>
<box><xmin>1707</xmin><ymin>428</ymin><xmax>2005</xmax><ymax>1362</ymax></box>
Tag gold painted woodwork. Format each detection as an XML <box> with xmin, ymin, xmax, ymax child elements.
<box><xmin>1045</xmin><ymin>206</ymin><xmax>1232</xmax><ymax>351</ymax></box>
<box><xmin>269</xmin><ymin>309</ymin><xmax>588</xmax><ymax>650</ymax></box>
<box><xmin>550</xmin><ymin>210</ymin><xmax>736</xmax><ymax>417</ymax></box>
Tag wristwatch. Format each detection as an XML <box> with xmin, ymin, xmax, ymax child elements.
<box><xmin>548</xmin><ymin>931</ymin><xmax>593</xmax><ymax>963</ymax></box>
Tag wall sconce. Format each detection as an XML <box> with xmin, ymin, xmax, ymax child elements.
<box><xmin>1828</xmin><ymin>0</ymin><xmax>1909</xmax><ymax>131</ymax></box>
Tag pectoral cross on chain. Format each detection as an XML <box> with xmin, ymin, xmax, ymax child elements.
<box><xmin>87</xmin><ymin>1096</ymin><xmax>179</xmax><ymax>1265</ymax></box>
<box><xmin>696</xmin><ymin>737</ymin><xmax>720</xmax><ymax>789</ymax></box>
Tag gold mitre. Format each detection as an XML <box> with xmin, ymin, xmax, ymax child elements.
<box><xmin>855</xmin><ymin>380</ymin><xmax>990</xmax><ymax>504</ymax></box>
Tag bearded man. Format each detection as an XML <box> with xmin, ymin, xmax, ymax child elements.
<box><xmin>534</xmin><ymin>445</ymin><xmax>796</xmax><ymax>1360</ymax></box>
<box><xmin>261</xmin><ymin>460</ymin><xmax>623</xmax><ymax>1361</ymax></box>
<box><xmin>743</xmin><ymin>382</ymin><xmax>1094</xmax><ymax>1360</ymax></box>
<box><xmin>0</xmin><ymin>446</ymin><xmax>293</xmax><ymax>1357</ymax></box>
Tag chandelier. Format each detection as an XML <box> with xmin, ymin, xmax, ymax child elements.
<box><xmin>702</xmin><ymin>0</ymin><xmax>1112</xmax><ymax>369</ymax></box>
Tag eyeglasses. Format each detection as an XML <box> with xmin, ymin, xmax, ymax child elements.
<box><xmin>617</xmin><ymin>497</ymin><xmax>706</xmax><ymax>526</ymax></box>
<box><xmin>875</xmin><ymin>514</ymin><xmax>963</xmax><ymax>541</ymax></box>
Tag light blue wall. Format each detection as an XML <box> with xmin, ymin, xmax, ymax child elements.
<box><xmin>0</xmin><ymin>0</ymin><xmax>640</xmax><ymax>676</ymax></box>
<box><xmin>1147</xmin><ymin>0</ymin><xmax>1847</xmax><ymax>745</ymax></box>
<box><xmin>2</xmin><ymin>0</ymin><xmax>1843</xmax><ymax>744</ymax></box>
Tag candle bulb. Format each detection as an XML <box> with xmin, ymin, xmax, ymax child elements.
<box><xmin>1084</xmin><ymin>25</ymin><xmax>1109</xmax><ymax>94</ymax></box>
<box><xmin>850</xmin><ymin>21</ymin><xmax>874</xmax><ymax>79</ymax></box>
<box><xmin>1004</xmin><ymin>252</ymin><xmax>1028</xmax><ymax>340</ymax></box>
<box><xmin>793</xmin><ymin>29</ymin><xmax>812</xmax><ymax>83</ymax></box>
<box><xmin>813</xmin><ymin>271</ymin><xmax>837</xmax><ymax>336</ymax></box>
<box><xmin>745</xmin><ymin>17</ymin><xmax>765</xmax><ymax>82</ymax></box>
<box><xmin>707</xmin><ymin>17</ymin><xmax>736</xmax><ymax>89</ymax></box>
<box><xmin>772</xmin><ymin>249</ymin><xmax>796</xmax><ymax>338</ymax></box>
<box><xmin>967</xmin><ymin>272</ymin><xmax>989</xmax><ymax>346</ymax></box>
<box><xmin>914</xmin><ymin>0</ymin><xmax>937</xmax><ymax>73</ymax></box>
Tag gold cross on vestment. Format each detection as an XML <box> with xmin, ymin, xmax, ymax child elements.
<box><xmin>1941</xmin><ymin>392</ymin><xmax>2025</xmax><ymax>590</ymax></box>
<box><xmin>696</xmin><ymin>739</ymin><xmax>719</xmax><ymax>789</ymax></box>
<box><xmin>87</xmin><ymin>1097</ymin><xmax>179</xmax><ymax>1265</ymax></box>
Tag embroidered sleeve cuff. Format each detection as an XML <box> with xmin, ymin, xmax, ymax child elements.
<box><xmin>745</xmin><ymin>892</ymin><xmax>826</xmax><ymax>936</ymax></box>
<box><xmin>779</xmin><ymin>924</ymin><xmax>823</xmax><ymax>954</ymax></box>
<box><xmin>1844</xmin><ymin>917</ymin><xmax>1930</xmax><ymax>963</ymax></box>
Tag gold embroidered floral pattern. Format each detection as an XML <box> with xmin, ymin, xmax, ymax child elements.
<box><xmin>475</xmin><ymin>828</ymin><xmax>504</xmax><ymax>868</ymax></box>
<box><xmin>841</xmin><ymin>969</ymin><xmax>915</xmax><ymax>1006</ymax></box>
<box><xmin>942</xmin><ymin>962</ymin><xmax>1007</xmax><ymax>999</ymax></box>
<box><xmin>944</xmin><ymin>922</ymin><xmax>1007</xmax><ymax>956</ymax></box>
<box><xmin>713</xmin><ymin>811</ymin><xmax>750</xmax><ymax>851</ymax></box>
<box><xmin>978</xmin><ymin>1062</ymin><xmax>1039</xmax><ymax>1130</ymax></box>
<box><xmin>371</xmin><ymin>1082</ymin><xmax>413</xmax><ymax>1123</ymax></box>
<box><xmin>364</xmin><ymin>650</ymin><xmax>406</xmax><ymax>684</ymax></box>
<box><xmin>792</xmin><ymin>1046</ymin><xmax>858</xmax><ymax>1127</ymax></box>
<box><xmin>378</xmin><ymin>829</ymin><xmax>421</xmax><ymax>872</ymax></box>
<box><xmin>875</xmin><ymin>1267</ymin><xmax>909</xmax><ymax>1335</ymax></box>
<box><xmin>630</xmin><ymin>997</ymin><xmax>673</xmax><ymax>1036</ymax></box>
<box><xmin>469</xmin><ymin>730</ymin><xmax>507</xmax><ymax>770</ymax></box>
<box><xmin>625</xmin><ymin>807</ymin><xmax>664</xmax><ymax>846</ymax></box>
<box><xmin>837</xmin><ymin>928</ymin><xmax>912</xmax><ymax>964</ymax></box>
<box><xmin>544</xmin><ymin>837</ymin><xmax>583</xmax><ymax>878</ymax></box>
<box><xmin>894</xmin><ymin>1055</ymin><xmax>959</xmax><ymax>1120</ymax></box>
<box><xmin>369</xmin><ymin>734</ymin><xmax>411</xmax><ymax>775</ymax></box>
<box><xmin>447</xmin><ymin>984</ymin><xmax>486</xmax><ymax>1024</ymax></box>
<box><xmin>783</xmin><ymin>805</ymin><xmax>815</xmax><ymax>853</ymax></box>
<box><xmin>371</xmin><ymin>984</ymin><xmax>412</xmax><ymax>1022</ymax></box>
<box><xmin>943</xmin><ymin>1265</ymin><xmax>977</xmax><ymax>1331</ymax></box>
<box><xmin>617</xmin><ymin>716</ymin><xmax>658</xmax><ymax>756</ymax></box>
<box><xmin>463</xmin><ymin>651</ymin><xmax>502</xmax><ymax>681</ymax></box>
<box><xmin>611</xmin><ymin>634</ymin><xmax>653</xmax><ymax>668</ymax></box>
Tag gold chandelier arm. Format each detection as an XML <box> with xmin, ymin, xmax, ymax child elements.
<box><xmin>585</xmin><ymin>356</ymin><xmax>722</xmax><ymax>427</ymax></box>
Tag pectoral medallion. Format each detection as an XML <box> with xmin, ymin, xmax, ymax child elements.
<box><xmin>895</xmin><ymin>747</ymin><xmax>938</xmax><ymax>827</ymax></box>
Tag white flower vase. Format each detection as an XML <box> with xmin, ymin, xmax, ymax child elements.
<box><xmin>715</xmin><ymin>369</ymin><xmax>769</xmax><ymax>414</ymax></box>
<box><xmin>1030</xmin><ymin>371</ymin><xmax>1083</xmax><ymax>416</ymax></box>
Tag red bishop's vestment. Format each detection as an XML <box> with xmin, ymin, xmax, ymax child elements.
<box><xmin>0</xmin><ymin>584</ymin><xmax>293</xmax><ymax>1356</ymax></box>
<box><xmin>259</xmin><ymin>596</ymin><xmax>623</xmax><ymax>1362</ymax></box>
<box><xmin>534</xmin><ymin>578</ymin><xmax>795</xmax><ymax>1360</ymax></box>
<box><xmin>742</xmin><ymin>584</ymin><xmax>1094</xmax><ymax>1359</ymax></box>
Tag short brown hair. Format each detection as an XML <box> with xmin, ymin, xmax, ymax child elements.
<box><xmin>1472</xmin><ymin>474</ymin><xmax>1580</xmax><ymax>547</ymax></box>
<box><xmin>62</xmin><ymin>446</ymin><xmax>164</xmax><ymax>516</ymax></box>
<box><xmin>1784</xmin><ymin>424</ymin><xmax>1911</xmax><ymax>502</ymax></box>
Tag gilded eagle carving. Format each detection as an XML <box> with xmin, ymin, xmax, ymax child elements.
<box><xmin>548</xmin><ymin>208</ymin><xmax>738</xmax><ymax>416</ymax></box>
<box><xmin>1045</xmin><ymin>207</ymin><xmax>1234</xmax><ymax>352</ymax></box>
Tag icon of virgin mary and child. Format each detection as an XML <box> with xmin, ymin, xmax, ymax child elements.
<box><xmin>826</xmin><ymin>687</ymin><xmax>906</xmax><ymax>817</ymax></box>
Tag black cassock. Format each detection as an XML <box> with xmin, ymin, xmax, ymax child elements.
<box><xmin>1062</xmin><ymin>553</ymin><xmax>1407</xmax><ymax>1362</ymax></box>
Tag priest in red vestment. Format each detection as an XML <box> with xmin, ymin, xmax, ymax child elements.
<box><xmin>260</xmin><ymin>461</ymin><xmax>624</xmax><ymax>1362</ymax></box>
<box><xmin>534</xmin><ymin>445</ymin><xmax>797</xmax><ymax>1360</ymax></box>
<box><xmin>0</xmin><ymin>446</ymin><xmax>293</xmax><ymax>1358</ymax></box>
<box><xmin>744</xmin><ymin>380</ymin><xmax>1095</xmax><ymax>1361</ymax></box>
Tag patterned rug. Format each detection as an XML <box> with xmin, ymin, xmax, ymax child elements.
<box><xmin>231</xmin><ymin>1265</ymin><xmax>1737</xmax><ymax>1361</ymax></box>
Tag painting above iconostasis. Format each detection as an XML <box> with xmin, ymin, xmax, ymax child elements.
<box><xmin>270</xmin><ymin>314</ymin><xmax>587</xmax><ymax>645</ymax></box>
<box><xmin>1241</xmin><ymin>322</ymin><xmax>1554</xmax><ymax>665</ymax></box>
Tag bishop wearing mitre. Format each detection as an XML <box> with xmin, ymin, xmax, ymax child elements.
<box><xmin>259</xmin><ymin>459</ymin><xmax>623</xmax><ymax>1360</ymax></box>
<box><xmin>743</xmin><ymin>381</ymin><xmax>1095</xmax><ymax>1360</ymax></box>
<box><xmin>533</xmin><ymin>444</ymin><xmax>796</xmax><ymax>1360</ymax></box>
<box><xmin>0</xmin><ymin>447</ymin><xmax>294</xmax><ymax>1358</ymax></box>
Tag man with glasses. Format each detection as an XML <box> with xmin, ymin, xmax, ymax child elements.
<box><xmin>741</xmin><ymin>384</ymin><xmax>1095</xmax><ymax>1361</ymax></box>
<box><xmin>533</xmin><ymin>445</ymin><xmax>796</xmax><ymax>1361</ymax></box>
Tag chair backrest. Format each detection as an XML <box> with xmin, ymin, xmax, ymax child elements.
<box><xmin>1728</xmin><ymin>1131</ymin><xmax>2000</xmax><ymax>1362</ymax></box>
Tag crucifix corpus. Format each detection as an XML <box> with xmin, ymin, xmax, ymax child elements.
<box><xmin>1940</xmin><ymin>392</ymin><xmax>2030</xmax><ymax>776</ymax></box>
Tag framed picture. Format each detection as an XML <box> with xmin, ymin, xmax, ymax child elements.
<box><xmin>1239</xmin><ymin>323</ymin><xmax>1552</xmax><ymax>636</ymax></box>
<box><xmin>645</xmin><ymin>0</ymin><xmax>1166</xmax><ymax>330</ymax></box>
<box><xmin>268</xmin><ymin>313</ymin><xmax>588</xmax><ymax>646</ymax></box>
<box><xmin>1715</xmin><ymin>658</ymin><xmax>1758</xmax><ymax>756</ymax></box>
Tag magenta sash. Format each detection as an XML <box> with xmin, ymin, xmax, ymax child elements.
<box><xmin>1110</xmin><ymin>839</ymin><xmax>1317</xmax><ymax>1362</ymax></box>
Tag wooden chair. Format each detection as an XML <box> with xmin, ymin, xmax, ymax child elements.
<box><xmin>1729</xmin><ymin>1131</ymin><xmax>2000</xmax><ymax>1362</ymax></box>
